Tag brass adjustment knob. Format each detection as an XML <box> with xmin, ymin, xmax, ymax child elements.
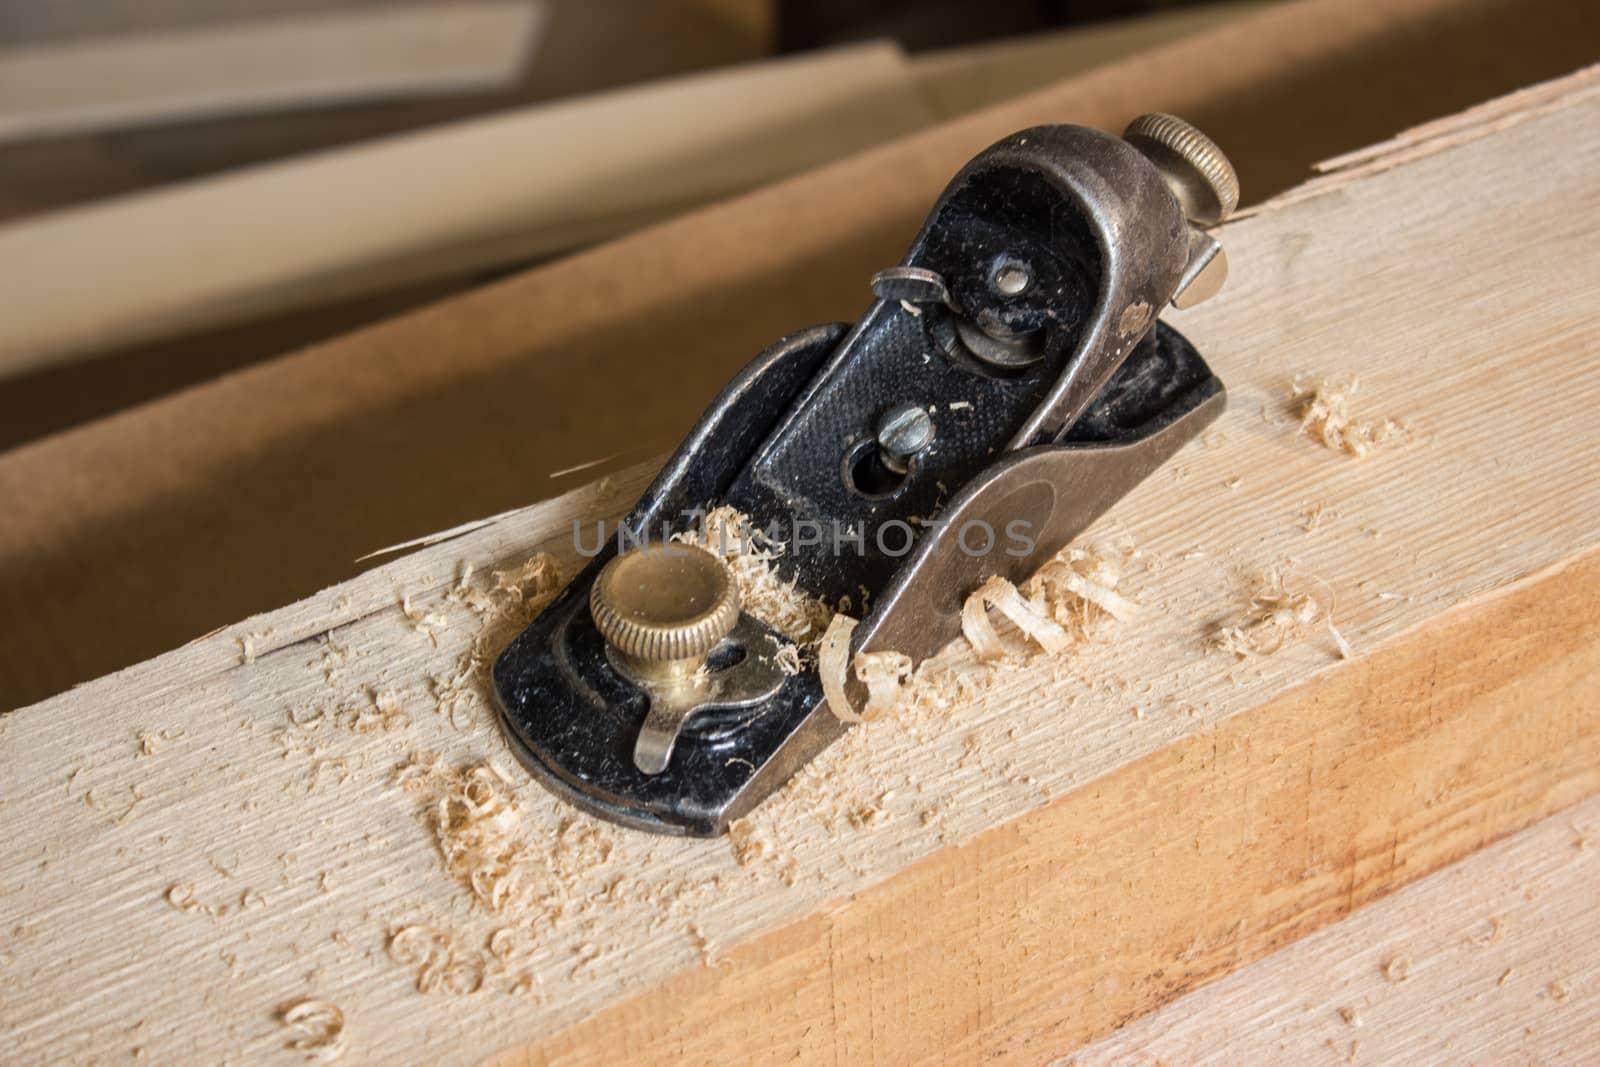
<box><xmin>1124</xmin><ymin>113</ymin><xmax>1240</xmax><ymax>226</ymax></box>
<box><xmin>591</xmin><ymin>543</ymin><xmax>741</xmax><ymax>683</ymax></box>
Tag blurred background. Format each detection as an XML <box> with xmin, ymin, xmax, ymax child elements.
<box><xmin>0</xmin><ymin>0</ymin><xmax>1593</xmax><ymax>707</ymax></box>
<box><xmin>0</xmin><ymin>0</ymin><xmax>1267</xmax><ymax>446</ymax></box>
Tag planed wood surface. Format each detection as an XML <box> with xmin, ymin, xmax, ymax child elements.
<box><xmin>1066</xmin><ymin>793</ymin><xmax>1600</xmax><ymax>1064</ymax></box>
<box><xmin>3</xmin><ymin>70</ymin><xmax>1600</xmax><ymax>1065</ymax></box>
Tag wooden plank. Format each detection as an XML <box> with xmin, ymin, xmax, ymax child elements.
<box><xmin>1066</xmin><ymin>793</ymin><xmax>1600</xmax><ymax>1064</ymax></box>
<box><xmin>912</xmin><ymin>1</ymin><xmax>1264</xmax><ymax>120</ymax></box>
<box><xmin>0</xmin><ymin>2</ymin><xmax>544</xmax><ymax>142</ymax></box>
<box><xmin>0</xmin><ymin>41</ymin><xmax>929</xmax><ymax>378</ymax></box>
<box><xmin>2</xmin><ymin>69</ymin><xmax>1598</xmax><ymax>1063</ymax></box>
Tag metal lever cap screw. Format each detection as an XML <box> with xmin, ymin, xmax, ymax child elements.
<box><xmin>591</xmin><ymin>544</ymin><xmax>740</xmax><ymax>684</ymax></box>
<box><xmin>1123</xmin><ymin>113</ymin><xmax>1240</xmax><ymax>226</ymax></box>
<box><xmin>877</xmin><ymin>402</ymin><xmax>935</xmax><ymax>474</ymax></box>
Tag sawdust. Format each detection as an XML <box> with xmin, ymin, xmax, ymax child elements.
<box><xmin>673</xmin><ymin>506</ymin><xmax>834</xmax><ymax>646</ymax></box>
<box><xmin>1208</xmin><ymin>565</ymin><xmax>1352</xmax><ymax>661</ymax></box>
<box><xmin>279</xmin><ymin>998</ymin><xmax>345</xmax><ymax>1060</ymax></box>
<box><xmin>1299</xmin><ymin>503</ymin><xmax>1338</xmax><ymax>532</ymax></box>
<box><xmin>391</xmin><ymin>752</ymin><xmax>622</xmax><ymax>921</ymax></box>
<box><xmin>1466</xmin><ymin>916</ymin><xmax>1506</xmax><ymax>947</ymax></box>
<box><xmin>417</xmin><ymin>553</ymin><xmax>565</xmax><ymax>732</ymax></box>
<box><xmin>1292</xmin><ymin>376</ymin><xmax>1413</xmax><ymax>457</ymax></box>
<box><xmin>386</xmin><ymin>925</ymin><xmax>485</xmax><ymax>995</ymax></box>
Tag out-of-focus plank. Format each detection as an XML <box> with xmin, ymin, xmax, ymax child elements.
<box><xmin>913</xmin><ymin>1</ymin><xmax>1267</xmax><ymax>119</ymax></box>
<box><xmin>0</xmin><ymin>41</ymin><xmax>929</xmax><ymax>379</ymax></box>
<box><xmin>0</xmin><ymin>2</ymin><xmax>544</xmax><ymax>142</ymax></box>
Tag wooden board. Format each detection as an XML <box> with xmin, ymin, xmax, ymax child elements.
<box><xmin>2</xmin><ymin>63</ymin><xmax>1599</xmax><ymax>1067</ymax></box>
<box><xmin>0</xmin><ymin>2</ymin><xmax>543</xmax><ymax>142</ymax></box>
<box><xmin>911</xmin><ymin>1</ymin><xmax>1263</xmax><ymax>120</ymax></box>
<box><xmin>0</xmin><ymin>41</ymin><xmax>929</xmax><ymax>377</ymax></box>
<box><xmin>1068</xmin><ymin>792</ymin><xmax>1600</xmax><ymax>1064</ymax></box>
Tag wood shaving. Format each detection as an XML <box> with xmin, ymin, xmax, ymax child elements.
<box><xmin>1382</xmin><ymin>955</ymin><xmax>1411</xmax><ymax>983</ymax></box>
<box><xmin>392</xmin><ymin>752</ymin><xmax>619</xmax><ymax>919</ymax></box>
<box><xmin>165</xmin><ymin>883</ymin><xmax>203</xmax><ymax>914</ymax></box>
<box><xmin>1026</xmin><ymin>546</ymin><xmax>1141</xmax><ymax>629</ymax></box>
<box><xmin>334</xmin><ymin>691</ymin><xmax>410</xmax><ymax>734</ymax></box>
<box><xmin>1299</xmin><ymin>503</ymin><xmax>1338</xmax><ymax>532</ymax></box>
<box><xmin>1208</xmin><ymin>565</ymin><xmax>1352</xmax><ymax>661</ymax></box>
<box><xmin>387</xmin><ymin>925</ymin><xmax>485</xmax><ymax>995</ymax></box>
<box><xmin>1292</xmin><ymin>376</ymin><xmax>1413</xmax><ymax>457</ymax></box>
<box><xmin>961</xmin><ymin>576</ymin><xmax>1070</xmax><ymax>663</ymax></box>
<box><xmin>726</xmin><ymin>819</ymin><xmax>773</xmax><ymax>866</ymax></box>
<box><xmin>674</xmin><ymin>507</ymin><xmax>834</xmax><ymax>645</ymax></box>
<box><xmin>400</xmin><ymin>593</ymin><xmax>449</xmax><ymax>645</ymax></box>
<box><xmin>1466</xmin><ymin>916</ymin><xmax>1505</xmax><ymax>947</ymax></box>
<box><xmin>816</xmin><ymin>615</ymin><xmax>913</xmax><ymax>723</ymax></box>
<box><xmin>855</xmin><ymin>649</ymin><xmax>914</xmax><ymax>720</ymax></box>
<box><xmin>279</xmin><ymin>998</ymin><xmax>344</xmax><ymax>1059</ymax></box>
<box><xmin>772</xmin><ymin>642</ymin><xmax>803</xmax><ymax>676</ymax></box>
<box><xmin>1549</xmin><ymin>980</ymin><xmax>1571</xmax><ymax>1004</ymax></box>
<box><xmin>819</xmin><ymin>614</ymin><xmax>864</xmax><ymax>722</ymax></box>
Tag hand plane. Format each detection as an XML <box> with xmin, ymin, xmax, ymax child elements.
<box><xmin>493</xmin><ymin>114</ymin><xmax>1237</xmax><ymax>836</ymax></box>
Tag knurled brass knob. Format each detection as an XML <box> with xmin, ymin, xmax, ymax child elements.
<box><xmin>590</xmin><ymin>543</ymin><xmax>741</xmax><ymax>682</ymax></box>
<box><xmin>1124</xmin><ymin>113</ymin><xmax>1240</xmax><ymax>226</ymax></box>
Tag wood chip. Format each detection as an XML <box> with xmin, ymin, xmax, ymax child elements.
<box><xmin>279</xmin><ymin>998</ymin><xmax>344</xmax><ymax>1059</ymax></box>
<box><xmin>1293</xmin><ymin>376</ymin><xmax>1413</xmax><ymax>457</ymax></box>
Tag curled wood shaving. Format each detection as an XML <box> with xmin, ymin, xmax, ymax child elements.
<box><xmin>772</xmin><ymin>642</ymin><xmax>803</xmax><ymax>676</ymax></box>
<box><xmin>401</xmin><ymin>593</ymin><xmax>449</xmax><ymax>645</ymax></box>
<box><xmin>960</xmin><ymin>546</ymin><xmax>1139</xmax><ymax>663</ymax></box>
<box><xmin>817</xmin><ymin>615</ymin><xmax>914</xmax><ymax>723</ymax></box>
<box><xmin>392</xmin><ymin>752</ymin><xmax>619</xmax><ymax>920</ymax></box>
<box><xmin>819</xmin><ymin>615</ymin><xmax>863</xmax><ymax>722</ymax></box>
<box><xmin>674</xmin><ymin>507</ymin><xmax>834</xmax><ymax>645</ymax></box>
<box><xmin>387</xmin><ymin>925</ymin><xmax>485</xmax><ymax>995</ymax></box>
<box><xmin>961</xmin><ymin>576</ymin><xmax>1071</xmax><ymax>663</ymax></box>
<box><xmin>334</xmin><ymin>690</ymin><xmax>410</xmax><ymax>734</ymax></box>
<box><xmin>1293</xmin><ymin>376</ymin><xmax>1413</xmax><ymax>457</ymax></box>
<box><xmin>446</xmin><ymin>553</ymin><xmax>564</xmax><ymax>662</ymax></box>
<box><xmin>1208</xmin><ymin>566</ymin><xmax>1352</xmax><ymax>660</ymax></box>
<box><xmin>856</xmin><ymin>650</ymin><xmax>914</xmax><ymax>720</ymax></box>
<box><xmin>280</xmin><ymin>999</ymin><xmax>344</xmax><ymax>1059</ymax></box>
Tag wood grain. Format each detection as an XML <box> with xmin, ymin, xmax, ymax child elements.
<box><xmin>2</xmin><ymin>68</ymin><xmax>1599</xmax><ymax>1066</ymax></box>
<box><xmin>0</xmin><ymin>2</ymin><xmax>542</xmax><ymax>143</ymax></box>
<box><xmin>1067</xmin><ymin>792</ymin><xmax>1600</xmax><ymax>1065</ymax></box>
